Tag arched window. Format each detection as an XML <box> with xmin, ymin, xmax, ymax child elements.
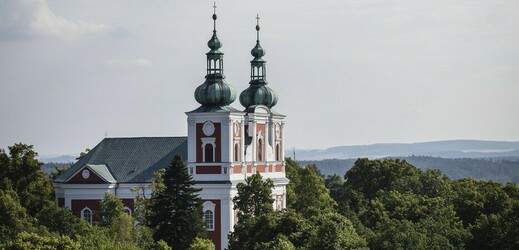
<box><xmin>204</xmin><ymin>210</ymin><xmax>214</xmax><ymax>230</ymax></box>
<box><xmin>205</xmin><ymin>144</ymin><xmax>214</xmax><ymax>163</ymax></box>
<box><xmin>81</xmin><ymin>207</ymin><xmax>92</xmax><ymax>225</ymax></box>
<box><xmin>258</xmin><ymin>138</ymin><xmax>263</xmax><ymax>161</ymax></box>
<box><xmin>124</xmin><ymin>206</ymin><xmax>132</xmax><ymax>216</ymax></box>
<box><xmin>234</xmin><ymin>143</ymin><xmax>239</xmax><ymax>162</ymax></box>
<box><xmin>202</xmin><ymin>201</ymin><xmax>216</xmax><ymax>231</ymax></box>
<box><xmin>276</xmin><ymin>144</ymin><xmax>280</xmax><ymax>161</ymax></box>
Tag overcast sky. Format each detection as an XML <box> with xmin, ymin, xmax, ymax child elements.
<box><xmin>1</xmin><ymin>0</ymin><xmax>518</xmax><ymax>156</ymax></box>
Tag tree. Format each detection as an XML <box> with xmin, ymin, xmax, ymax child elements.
<box><xmin>230</xmin><ymin>173</ymin><xmax>278</xmax><ymax>250</ymax></box>
<box><xmin>98</xmin><ymin>192</ymin><xmax>125</xmax><ymax>226</ymax></box>
<box><xmin>0</xmin><ymin>185</ymin><xmax>35</xmax><ymax>242</ymax></box>
<box><xmin>230</xmin><ymin>163</ymin><xmax>367</xmax><ymax>250</ymax></box>
<box><xmin>189</xmin><ymin>237</ymin><xmax>214</xmax><ymax>250</ymax></box>
<box><xmin>233</xmin><ymin>172</ymin><xmax>274</xmax><ymax>217</ymax></box>
<box><xmin>147</xmin><ymin>155</ymin><xmax>206</xmax><ymax>249</ymax></box>
<box><xmin>309</xmin><ymin>212</ymin><xmax>368</xmax><ymax>250</ymax></box>
<box><xmin>76</xmin><ymin>148</ymin><xmax>91</xmax><ymax>160</ymax></box>
<box><xmin>0</xmin><ymin>144</ymin><xmax>54</xmax><ymax>217</ymax></box>
<box><xmin>110</xmin><ymin>213</ymin><xmax>137</xmax><ymax>248</ymax></box>
<box><xmin>0</xmin><ymin>231</ymin><xmax>79</xmax><ymax>250</ymax></box>
<box><xmin>289</xmin><ymin>164</ymin><xmax>337</xmax><ymax>215</ymax></box>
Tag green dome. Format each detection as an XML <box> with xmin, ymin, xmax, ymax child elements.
<box><xmin>240</xmin><ymin>18</ymin><xmax>277</xmax><ymax>110</ymax></box>
<box><xmin>251</xmin><ymin>41</ymin><xmax>265</xmax><ymax>58</ymax></box>
<box><xmin>193</xmin><ymin>8</ymin><xmax>237</xmax><ymax>110</ymax></box>
<box><xmin>208</xmin><ymin>31</ymin><xmax>222</xmax><ymax>51</ymax></box>
<box><xmin>195</xmin><ymin>77</ymin><xmax>236</xmax><ymax>106</ymax></box>
<box><xmin>239</xmin><ymin>81</ymin><xmax>278</xmax><ymax>108</ymax></box>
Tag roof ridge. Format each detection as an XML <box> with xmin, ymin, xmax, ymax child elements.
<box><xmin>104</xmin><ymin>136</ymin><xmax>187</xmax><ymax>139</ymax></box>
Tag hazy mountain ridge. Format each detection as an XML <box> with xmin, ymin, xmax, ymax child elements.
<box><xmin>38</xmin><ymin>155</ymin><xmax>76</xmax><ymax>164</ymax></box>
<box><xmin>290</xmin><ymin>140</ymin><xmax>519</xmax><ymax>160</ymax></box>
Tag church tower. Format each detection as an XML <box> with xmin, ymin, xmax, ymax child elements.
<box><xmin>186</xmin><ymin>8</ymin><xmax>287</xmax><ymax>249</ymax></box>
<box><xmin>239</xmin><ymin>14</ymin><xmax>287</xmax><ymax>212</ymax></box>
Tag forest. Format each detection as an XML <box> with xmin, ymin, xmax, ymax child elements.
<box><xmin>1</xmin><ymin>143</ymin><xmax>518</xmax><ymax>249</ymax></box>
<box><xmin>300</xmin><ymin>156</ymin><xmax>519</xmax><ymax>184</ymax></box>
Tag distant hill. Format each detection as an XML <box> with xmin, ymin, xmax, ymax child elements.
<box><xmin>38</xmin><ymin>155</ymin><xmax>77</xmax><ymax>163</ymax></box>
<box><xmin>289</xmin><ymin>140</ymin><xmax>519</xmax><ymax>160</ymax></box>
<box><xmin>37</xmin><ymin>155</ymin><xmax>75</xmax><ymax>176</ymax></box>
<box><xmin>299</xmin><ymin>156</ymin><xmax>519</xmax><ymax>184</ymax></box>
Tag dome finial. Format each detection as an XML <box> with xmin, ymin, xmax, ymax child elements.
<box><xmin>255</xmin><ymin>13</ymin><xmax>260</xmax><ymax>41</ymax></box>
<box><xmin>212</xmin><ymin>2</ymin><xmax>217</xmax><ymax>31</ymax></box>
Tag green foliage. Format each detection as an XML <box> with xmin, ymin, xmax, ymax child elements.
<box><xmin>301</xmin><ymin>156</ymin><xmax>519</xmax><ymax>184</ymax></box>
<box><xmin>35</xmin><ymin>202</ymin><xmax>84</xmax><ymax>237</ymax></box>
<box><xmin>188</xmin><ymin>237</ymin><xmax>214</xmax><ymax>250</ymax></box>
<box><xmin>148</xmin><ymin>155</ymin><xmax>206</xmax><ymax>249</ymax></box>
<box><xmin>110</xmin><ymin>213</ymin><xmax>137</xmax><ymax>248</ymax></box>
<box><xmin>74</xmin><ymin>224</ymin><xmax>123</xmax><ymax>249</ymax></box>
<box><xmin>254</xmin><ymin>235</ymin><xmax>295</xmax><ymax>250</ymax></box>
<box><xmin>0</xmin><ymin>144</ymin><xmax>54</xmax><ymax>217</ymax></box>
<box><xmin>309</xmin><ymin>212</ymin><xmax>368</xmax><ymax>250</ymax></box>
<box><xmin>0</xmin><ymin>185</ymin><xmax>35</xmax><ymax>241</ymax></box>
<box><xmin>0</xmin><ymin>231</ymin><xmax>79</xmax><ymax>250</ymax></box>
<box><xmin>337</xmin><ymin>159</ymin><xmax>470</xmax><ymax>249</ymax></box>
<box><xmin>451</xmin><ymin>178</ymin><xmax>519</xmax><ymax>249</ymax></box>
<box><xmin>44</xmin><ymin>163</ymin><xmax>71</xmax><ymax>181</ymax></box>
<box><xmin>98</xmin><ymin>192</ymin><xmax>125</xmax><ymax>226</ymax></box>
<box><xmin>231</xmin><ymin>160</ymin><xmax>367</xmax><ymax>249</ymax></box>
<box><xmin>76</xmin><ymin>148</ymin><xmax>91</xmax><ymax>160</ymax></box>
<box><xmin>234</xmin><ymin>172</ymin><xmax>274</xmax><ymax>217</ymax></box>
<box><xmin>156</xmin><ymin>240</ymin><xmax>172</xmax><ymax>250</ymax></box>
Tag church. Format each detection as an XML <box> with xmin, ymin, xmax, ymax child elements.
<box><xmin>53</xmin><ymin>7</ymin><xmax>287</xmax><ymax>250</ymax></box>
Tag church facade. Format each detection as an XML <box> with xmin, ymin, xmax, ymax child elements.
<box><xmin>54</xmin><ymin>9</ymin><xmax>287</xmax><ymax>250</ymax></box>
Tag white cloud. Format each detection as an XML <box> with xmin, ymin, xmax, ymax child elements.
<box><xmin>105</xmin><ymin>58</ymin><xmax>154</xmax><ymax>67</ymax></box>
<box><xmin>0</xmin><ymin>0</ymin><xmax>110</xmax><ymax>40</ymax></box>
<box><xmin>30</xmin><ymin>0</ymin><xmax>109</xmax><ymax>40</ymax></box>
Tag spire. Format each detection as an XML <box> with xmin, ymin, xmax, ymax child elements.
<box><xmin>239</xmin><ymin>14</ymin><xmax>278</xmax><ymax>110</ymax></box>
<box><xmin>193</xmin><ymin>3</ymin><xmax>237</xmax><ymax>110</ymax></box>
<box><xmin>207</xmin><ymin>2</ymin><xmax>221</xmax><ymax>51</ymax></box>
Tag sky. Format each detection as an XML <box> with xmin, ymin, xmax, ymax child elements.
<box><xmin>1</xmin><ymin>0</ymin><xmax>518</xmax><ymax>156</ymax></box>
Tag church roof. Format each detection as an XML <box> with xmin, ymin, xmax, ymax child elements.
<box><xmin>55</xmin><ymin>137</ymin><xmax>187</xmax><ymax>183</ymax></box>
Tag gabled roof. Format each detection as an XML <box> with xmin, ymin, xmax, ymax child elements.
<box><xmin>64</xmin><ymin>164</ymin><xmax>116</xmax><ymax>183</ymax></box>
<box><xmin>87</xmin><ymin>164</ymin><xmax>116</xmax><ymax>183</ymax></box>
<box><xmin>55</xmin><ymin>137</ymin><xmax>187</xmax><ymax>183</ymax></box>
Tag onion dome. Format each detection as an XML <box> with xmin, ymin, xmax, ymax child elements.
<box><xmin>239</xmin><ymin>14</ymin><xmax>278</xmax><ymax>109</ymax></box>
<box><xmin>194</xmin><ymin>4</ymin><xmax>237</xmax><ymax>108</ymax></box>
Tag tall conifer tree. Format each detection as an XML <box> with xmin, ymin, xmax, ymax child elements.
<box><xmin>147</xmin><ymin>155</ymin><xmax>206</xmax><ymax>249</ymax></box>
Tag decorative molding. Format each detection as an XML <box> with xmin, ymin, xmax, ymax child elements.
<box><xmin>202</xmin><ymin>121</ymin><xmax>215</xmax><ymax>136</ymax></box>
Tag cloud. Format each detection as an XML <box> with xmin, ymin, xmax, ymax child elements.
<box><xmin>105</xmin><ymin>58</ymin><xmax>154</xmax><ymax>67</ymax></box>
<box><xmin>0</xmin><ymin>0</ymin><xmax>110</xmax><ymax>40</ymax></box>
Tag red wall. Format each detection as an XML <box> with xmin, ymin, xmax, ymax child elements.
<box><xmin>196</xmin><ymin>123</ymin><xmax>221</xmax><ymax>163</ymax></box>
<box><xmin>71</xmin><ymin>199</ymin><xmax>101</xmax><ymax>218</ymax></box>
<box><xmin>70</xmin><ymin>198</ymin><xmax>134</xmax><ymax>220</ymax></box>
<box><xmin>203</xmin><ymin>199</ymin><xmax>221</xmax><ymax>250</ymax></box>
<box><xmin>196</xmin><ymin>165</ymin><xmax>221</xmax><ymax>174</ymax></box>
<box><xmin>68</xmin><ymin>168</ymin><xmax>105</xmax><ymax>183</ymax></box>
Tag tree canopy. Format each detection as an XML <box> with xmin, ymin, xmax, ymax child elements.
<box><xmin>147</xmin><ymin>155</ymin><xmax>206</xmax><ymax>249</ymax></box>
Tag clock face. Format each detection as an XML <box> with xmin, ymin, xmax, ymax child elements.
<box><xmin>234</xmin><ymin>123</ymin><xmax>240</xmax><ymax>136</ymax></box>
<box><xmin>202</xmin><ymin>121</ymin><xmax>215</xmax><ymax>136</ymax></box>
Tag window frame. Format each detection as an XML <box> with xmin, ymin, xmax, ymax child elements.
<box><xmin>81</xmin><ymin>207</ymin><xmax>93</xmax><ymax>225</ymax></box>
